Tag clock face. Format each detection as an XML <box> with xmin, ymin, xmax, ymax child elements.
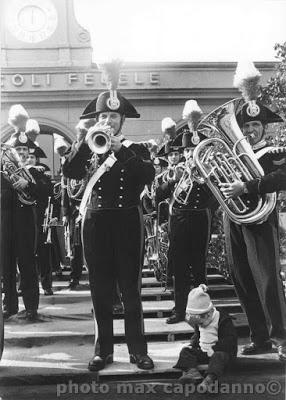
<box><xmin>6</xmin><ymin>0</ymin><xmax>58</xmax><ymax>43</ymax></box>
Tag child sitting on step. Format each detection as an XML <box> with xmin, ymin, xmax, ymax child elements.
<box><xmin>173</xmin><ymin>284</ymin><xmax>237</xmax><ymax>391</ymax></box>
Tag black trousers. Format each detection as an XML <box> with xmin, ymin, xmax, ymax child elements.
<box><xmin>174</xmin><ymin>346</ymin><xmax>231</xmax><ymax>378</ymax></box>
<box><xmin>169</xmin><ymin>209</ymin><xmax>211</xmax><ymax>315</ymax></box>
<box><xmin>224</xmin><ymin>211</ymin><xmax>286</xmax><ymax>346</ymax></box>
<box><xmin>82</xmin><ymin>206</ymin><xmax>147</xmax><ymax>356</ymax></box>
<box><xmin>15</xmin><ymin>205</ymin><xmax>39</xmax><ymax>311</ymax></box>
<box><xmin>69</xmin><ymin>215</ymin><xmax>83</xmax><ymax>282</ymax></box>
<box><xmin>1</xmin><ymin>206</ymin><xmax>18</xmax><ymax>314</ymax></box>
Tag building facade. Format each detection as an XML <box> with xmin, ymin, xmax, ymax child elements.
<box><xmin>1</xmin><ymin>0</ymin><xmax>276</xmax><ymax>176</ymax></box>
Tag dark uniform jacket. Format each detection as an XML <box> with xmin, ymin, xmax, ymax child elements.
<box><xmin>156</xmin><ymin>178</ymin><xmax>217</xmax><ymax>212</ymax></box>
<box><xmin>63</xmin><ymin>140</ymin><xmax>155</xmax><ymax>210</ymax></box>
<box><xmin>245</xmin><ymin>148</ymin><xmax>286</xmax><ymax>194</ymax></box>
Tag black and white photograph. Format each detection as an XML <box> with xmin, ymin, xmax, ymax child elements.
<box><xmin>1</xmin><ymin>0</ymin><xmax>286</xmax><ymax>399</ymax></box>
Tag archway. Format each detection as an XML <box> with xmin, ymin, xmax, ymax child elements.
<box><xmin>1</xmin><ymin>118</ymin><xmax>74</xmax><ymax>178</ymax></box>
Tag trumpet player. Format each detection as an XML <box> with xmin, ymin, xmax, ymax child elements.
<box><xmin>156</xmin><ymin>129</ymin><xmax>216</xmax><ymax>324</ymax></box>
<box><xmin>63</xmin><ymin>61</ymin><xmax>155</xmax><ymax>371</ymax></box>
<box><xmin>220</xmin><ymin>62</ymin><xmax>286</xmax><ymax>361</ymax></box>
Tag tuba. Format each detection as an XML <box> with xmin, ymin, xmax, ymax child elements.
<box><xmin>1</xmin><ymin>143</ymin><xmax>36</xmax><ymax>205</ymax></box>
<box><xmin>192</xmin><ymin>99</ymin><xmax>276</xmax><ymax>225</ymax></box>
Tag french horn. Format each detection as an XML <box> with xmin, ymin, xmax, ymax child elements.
<box><xmin>192</xmin><ymin>99</ymin><xmax>276</xmax><ymax>225</ymax></box>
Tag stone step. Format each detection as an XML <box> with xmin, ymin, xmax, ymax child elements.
<box><xmin>140</xmin><ymin>285</ymin><xmax>236</xmax><ymax>301</ymax></box>
<box><xmin>36</xmin><ymin>283</ymin><xmax>236</xmax><ymax>305</ymax></box>
<box><xmin>53</xmin><ymin>267</ymin><xmax>227</xmax><ymax>281</ymax></box>
<box><xmin>50</xmin><ymin>274</ymin><xmax>228</xmax><ymax>291</ymax></box>
<box><xmin>1</xmin><ymin>340</ymin><xmax>282</xmax><ymax>386</ymax></box>
<box><xmin>4</xmin><ymin>313</ymin><xmax>248</xmax><ymax>347</ymax></box>
<box><xmin>21</xmin><ymin>297</ymin><xmax>243</xmax><ymax>320</ymax></box>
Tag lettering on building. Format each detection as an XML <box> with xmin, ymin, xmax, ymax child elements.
<box><xmin>1</xmin><ymin>72</ymin><xmax>160</xmax><ymax>90</ymax></box>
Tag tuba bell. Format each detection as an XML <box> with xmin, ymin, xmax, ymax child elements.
<box><xmin>192</xmin><ymin>99</ymin><xmax>276</xmax><ymax>225</ymax></box>
<box><xmin>1</xmin><ymin>143</ymin><xmax>36</xmax><ymax>205</ymax></box>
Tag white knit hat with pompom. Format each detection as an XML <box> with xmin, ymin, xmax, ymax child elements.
<box><xmin>186</xmin><ymin>284</ymin><xmax>213</xmax><ymax>314</ymax></box>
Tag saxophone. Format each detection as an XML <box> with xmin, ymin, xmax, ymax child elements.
<box><xmin>1</xmin><ymin>143</ymin><xmax>36</xmax><ymax>205</ymax></box>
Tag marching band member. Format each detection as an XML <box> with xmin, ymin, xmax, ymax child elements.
<box><xmin>1</xmin><ymin>133</ymin><xmax>43</xmax><ymax>320</ymax></box>
<box><xmin>27</xmin><ymin>146</ymin><xmax>54</xmax><ymax>296</ymax></box>
<box><xmin>220</xmin><ymin>62</ymin><xmax>286</xmax><ymax>361</ymax></box>
<box><xmin>1</xmin><ymin>150</ymin><xmax>18</xmax><ymax>319</ymax></box>
<box><xmin>155</xmin><ymin>140</ymin><xmax>183</xmax><ymax>287</ymax></box>
<box><xmin>54</xmin><ymin>132</ymin><xmax>85</xmax><ymax>289</ymax></box>
<box><xmin>53</xmin><ymin>134</ymin><xmax>70</xmax><ymax>276</ymax></box>
<box><xmin>156</xmin><ymin>101</ymin><xmax>216</xmax><ymax>324</ymax></box>
<box><xmin>63</xmin><ymin>61</ymin><xmax>155</xmax><ymax>371</ymax></box>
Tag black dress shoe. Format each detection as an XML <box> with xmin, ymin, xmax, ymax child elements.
<box><xmin>241</xmin><ymin>341</ymin><xmax>272</xmax><ymax>355</ymax></box>
<box><xmin>166</xmin><ymin>313</ymin><xmax>185</xmax><ymax>324</ymax></box>
<box><xmin>277</xmin><ymin>345</ymin><xmax>286</xmax><ymax>362</ymax></box>
<box><xmin>44</xmin><ymin>288</ymin><xmax>54</xmax><ymax>296</ymax></box>
<box><xmin>68</xmin><ymin>280</ymin><xmax>80</xmax><ymax>290</ymax></box>
<box><xmin>3</xmin><ymin>309</ymin><xmax>18</xmax><ymax>320</ymax></box>
<box><xmin>26</xmin><ymin>310</ymin><xmax>38</xmax><ymax>321</ymax></box>
<box><xmin>88</xmin><ymin>354</ymin><xmax>113</xmax><ymax>371</ymax></box>
<box><xmin>130</xmin><ymin>354</ymin><xmax>154</xmax><ymax>370</ymax></box>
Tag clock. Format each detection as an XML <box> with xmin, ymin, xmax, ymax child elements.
<box><xmin>6</xmin><ymin>0</ymin><xmax>58</xmax><ymax>43</ymax></box>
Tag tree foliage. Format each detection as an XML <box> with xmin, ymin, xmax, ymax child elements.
<box><xmin>261</xmin><ymin>42</ymin><xmax>286</xmax><ymax>146</ymax></box>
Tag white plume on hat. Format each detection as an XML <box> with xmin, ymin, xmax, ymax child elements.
<box><xmin>53</xmin><ymin>133</ymin><xmax>69</xmax><ymax>154</ymax></box>
<box><xmin>25</xmin><ymin>119</ymin><xmax>40</xmax><ymax>135</ymax></box>
<box><xmin>98</xmin><ymin>58</ymin><xmax>123</xmax><ymax>90</ymax></box>
<box><xmin>8</xmin><ymin>104</ymin><xmax>29</xmax><ymax>127</ymax></box>
<box><xmin>161</xmin><ymin>117</ymin><xmax>176</xmax><ymax>140</ymax></box>
<box><xmin>186</xmin><ymin>284</ymin><xmax>213</xmax><ymax>314</ymax></box>
<box><xmin>233</xmin><ymin>60</ymin><xmax>261</xmax><ymax>101</ymax></box>
<box><xmin>182</xmin><ymin>100</ymin><xmax>203</xmax><ymax>132</ymax></box>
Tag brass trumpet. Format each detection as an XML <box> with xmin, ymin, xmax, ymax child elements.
<box><xmin>85</xmin><ymin>125</ymin><xmax>115</xmax><ymax>154</ymax></box>
<box><xmin>43</xmin><ymin>196</ymin><xmax>53</xmax><ymax>244</ymax></box>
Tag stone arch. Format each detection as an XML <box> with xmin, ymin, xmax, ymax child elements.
<box><xmin>1</xmin><ymin>117</ymin><xmax>75</xmax><ymax>143</ymax></box>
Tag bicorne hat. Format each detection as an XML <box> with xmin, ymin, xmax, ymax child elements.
<box><xmin>80</xmin><ymin>91</ymin><xmax>140</xmax><ymax>119</ymax></box>
<box><xmin>9</xmin><ymin>132</ymin><xmax>36</xmax><ymax>150</ymax></box>
<box><xmin>236</xmin><ymin>100</ymin><xmax>283</xmax><ymax>127</ymax></box>
<box><xmin>156</xmin><ymin>141</ymin><xmax>182</xmax><ymax>157</ymax></box>
<box><xmin>80</xmin><ymin>60</ymin><xmax>140</xmax><ymax>120</ymax></box>
<box><xmin>29</xmin><ymin>145</ymin><xmax>47</xmax><ymax>158</ymax></box>
<box><xmin>233</xmin><ymin>61</ymin><xmax>283</xmax><ymax>127</ymax></box>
